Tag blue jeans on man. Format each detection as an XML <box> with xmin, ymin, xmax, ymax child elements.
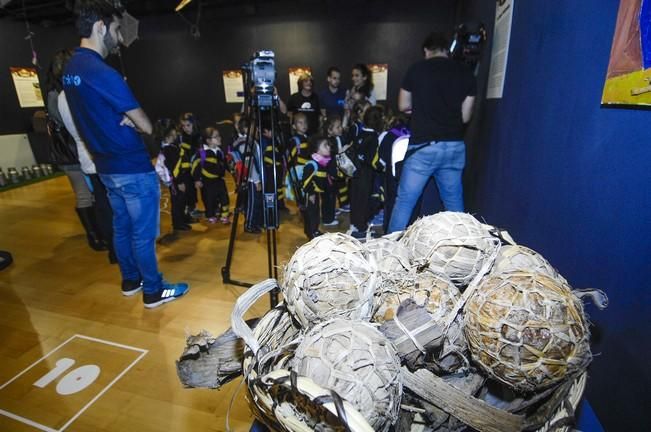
<box><xmin>388</xmin><ymin>140</ymin><xmax>465</xmax><ymax>233</ymax></box>
<box><xmin>99</xmin><ymin>171</ymin><xmax>163</xmax><ymax>294</ymax></box>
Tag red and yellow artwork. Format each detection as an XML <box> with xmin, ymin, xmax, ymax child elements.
<box><xmin>602</xmin><ymin>0</ymin><xmax>651</xmax><ymax>106</ymax></box>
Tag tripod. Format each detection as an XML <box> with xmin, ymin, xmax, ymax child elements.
<box><xmin>221</xmin><ymin>81</ymin><xmax>303</xmax><ymax>308</ymax></box>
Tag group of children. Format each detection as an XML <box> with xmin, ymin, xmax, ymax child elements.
<box><xmin>153</xmin><ymin>104</ymin><xmax>410</xmax><ymax>241</ymax></box>
<box><xmin>155</xmin><ymin>113</ymin><xmax>231</xmax><ymax>231</ymax></box>
<box><xmin>300</xmin><ymin>103</ymin><xmax>409</xmax><ymax>240</ymax></box>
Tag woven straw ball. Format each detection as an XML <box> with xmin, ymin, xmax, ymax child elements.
<box><xmin>400</xmin><ymin>212</ymin><xmax>500</xmax><ymax>287</ymax></box>
<box><xmin>364</xmin><ymin>237</ymin><xmax>411</xmax><ymax>274</ymax></box>
<box><xmin>373</xmin><ymin>269</ymin><xmax>460</xmax><ymax>323</ymax></box>
<box><xmin>291</xmin><ymin>319</ymin><xmax>402</xmax><ymax>432</ymax></box>
<box><xmin>491</xmin><ymin>244</ymin><xmax>568</xmax><ymax>284</ymax></box>
<box><xmin>464</xmin><ymin>272</ymin><xmax>592</xmax><ymax>392</ymax></box>
<box><xmin>282</xmin><ymin>233</ymin><xmax>377</xmax><ymax>328</ymax></box>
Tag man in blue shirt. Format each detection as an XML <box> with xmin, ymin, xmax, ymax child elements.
<box><xmin>63</xmin><ymin>0</ymin><xmax>189</xmax><ymax>308</ymax></box>
<box><xmin>318</xmin><ymin>67</ymin><xmax>347</xmax><ymax>119</ymax></box>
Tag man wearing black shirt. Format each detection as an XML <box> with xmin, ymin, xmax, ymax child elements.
<box><xmin>388</xmin><ymin>32</ymin><xmax>476</xmax><ymax>233</ymax></box>
<box><xmin>287</xmin><ymin>74</ymin><xmax>320</xmax><ymax>135</ymax></box>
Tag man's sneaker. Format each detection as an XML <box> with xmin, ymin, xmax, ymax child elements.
<box><xmin>220</xmin><ymin>216</ymin><xmax>231</xmax><ymax>224</ymax></box>
<box><xmin>207</xmin><ymin>217</ymin><xmax>218</xmax><ymax>224</ymax></box>
<box><xmin>143</xmin><ymin>281</ymin><xmax>190</xmax><ymax>309</ymax></box>
<box><xmin>323</xmin><ymin>219</ymin><xmax>339</xmax><ymax>227</ymax></box>
<box><xmin>122</xmin><ymin>279</ymin><xmax>143</xmax><ymax>297</ymax></box>
<box><xmin>338</xmin><ymin>204</ymin><xmax>351</xmax><ymax>213</ymax></box>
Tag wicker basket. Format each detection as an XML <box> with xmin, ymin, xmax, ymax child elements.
<box><xmin>232</xmin><ymin>279</ymin><xmax>374</xmax><ymax>431</ymax></box>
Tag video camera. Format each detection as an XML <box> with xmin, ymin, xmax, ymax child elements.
<box><xmin>242</xmin><ymin>50</ymin><xmax>276</xmax><ymax>108</ymax></box>
<box><xmin>450</xmin><ymin>22</ymin><xmax>487</xmax><ymax>73</ymax></box>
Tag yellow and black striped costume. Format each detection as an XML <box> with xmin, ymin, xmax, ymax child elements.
<box><xmin>161</xmin><ymin>142</ymin><xmax>192</xmax><ymax>229</ymax></box>
<box><xmin>301</xmin><ymin>158</ymin><xmax>338</xmax><ymax>238</ymax></box>
<box><xmin>328</xmin><ymin>135</ymin><xmax>350</xmax><ymax>208</ymax></box>
<box><xmin>289</xmin><ymin>134</ymin><xmax>310</xmax><ymax>167</ymax></box>
<box><xmin>261</xmin><ymin>137</ymin><xmax>285</xmax><ymax>203</ymax></box>
<box><xmin>191</xmin><ymin>146</ymin><xmax>230</xmax><ymax>219</ymax></box>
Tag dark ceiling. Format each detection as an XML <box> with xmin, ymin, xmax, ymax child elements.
<box><xmin>0</xmin><ymin>0</ymin><xmax>305</xmax><ymax>27</ymax></box>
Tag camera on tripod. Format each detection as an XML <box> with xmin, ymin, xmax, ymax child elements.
<box><xmin>450</xmin><ymin>22</ymin><xmax>487</xmax><ymax>73</ymax></box>
<box><xmin>242</xmin><ymin>50</ymin><xmax>276</xmax><ymax>109</ymax></box>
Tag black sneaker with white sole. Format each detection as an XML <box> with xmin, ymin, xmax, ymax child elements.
<box><xmin>143</xmin><ymin>281</ymin><xmax>190</xmax><ymax>309</ymax></box>
<box><xmin>121</xmin><ymin>279</ymin><xmax>143</xmax><ymax>296</ymax></box>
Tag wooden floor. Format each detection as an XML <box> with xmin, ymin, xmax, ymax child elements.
<box><xmin>0</xmin><ymin>176</ymin><xmax>319</xmax><ymax>432</ymax></box>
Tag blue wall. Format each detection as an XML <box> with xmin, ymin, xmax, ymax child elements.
<box><xmin>461</xmin><ymin>1</ymin><xmax>651</xmax><ymax>430</ymax></box>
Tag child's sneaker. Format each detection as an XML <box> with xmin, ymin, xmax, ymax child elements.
<box><xmin>121</xmin><ymin>279</ymin><xmax>143</xmax><ymax>297</ymax></box>
<box><xmin>322</xmin><ymin>219</ymin><xmax>339</xmax><ymax>227</ymax></box>
<box><xmin>220</xmin><ymin>216</ymin><xmax>231</xmax><ymax>225</ymax></box>
<box><xmin>207</xmin><ymin>217</ymin><xmax>218</xmax><ymax>224</ymax></box>
<box><xmin>143</xmin><ymin>281</ymin><xmax>190</xmax><ymax>309</ymax></box>
<box><xmin>369</xmin><ymin>210</ymin><xmax>384</xmax><ymax>227</ymax></box>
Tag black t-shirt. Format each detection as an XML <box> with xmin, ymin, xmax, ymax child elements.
<box><xmin>402</xmin><ymin>57</ymin><xmax>477</xmax><ymax>143</ymax></box>
<box><xmin>287</xmin><ymin>92</ymin><xmax>320</xmax><ymax>135</ymax></box>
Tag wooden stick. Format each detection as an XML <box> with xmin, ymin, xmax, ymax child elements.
<box><xmin>402</xmin><ymin>367</ymin><xmax>524</xmax><ymax>432</ymax></box>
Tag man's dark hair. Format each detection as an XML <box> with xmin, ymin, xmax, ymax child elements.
<box><xmin>422</xmin><ymin>32</ymin><xmax>450</xmax><ymax>53</ymax></box>
<box><xmin>74</xmin><ymin>0</ymin><xmax>124</xmax><ymax>38</ymax></box>
<box><xmin>326</xmin><ymin>66</ymin><xmax>340</xmax><ymax>77</ymax></box>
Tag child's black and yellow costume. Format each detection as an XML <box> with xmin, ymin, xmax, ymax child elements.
<box><xmin>350</xmin><ymin>126</ymin><xmax>381</xmax><ymax>232</ymax></box>
<box><xmin>191</xmin><ymin>146</ymin><xmax>229</xmax><ymax>220</ymax></box>
<box><xmin>328</xmin><ymin>135</ymin><xmax>350</xmax><ymax>209</ymax></box>
<box><xmin>161</xmin><ymin>141</ymin><xmax>192</xmax><ymax>230</ymax></box>
<box><xmin>301</xmin><ymin>156</ymin><xmax>338</xmax><ymax>239</ymax></box>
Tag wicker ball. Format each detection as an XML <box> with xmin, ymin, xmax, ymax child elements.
<box><xmin>400</xmin><ymin>212</ymin><xmax>500</xmax><ymax>287</ymax></box>
<box><xmin>282</xmin><ymin>233</ymin><xmax>377</xmax><ymax>328</ymax></box>
<box><xmin>291</xmin><ymin>319</ymin><xmax>402</xmax><ymax>432</ymax></box>
<box><xmin>365</xmin><ymin>237</ymin><xmax>411</xmax><ymax>274</ymax></box>
<box><xmin>464</xmin><ymin>272</ymin><xmax>592</xmax><ymax>392</ymax></box>
<box><xmin>491</xmin><ymin>245</ymin><xmax>568</xmax><ymax>284</ymax></box>
<box><xmin>373</xmin><ymin>269</ymin><xmax>460</xmax><ymax>323</ymax></box>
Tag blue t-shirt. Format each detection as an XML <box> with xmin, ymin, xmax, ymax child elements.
<box><xmin>318</xmin><ymin>87</ymin><xmax>347</xmax><ymax>117</ymax></box>
<box><xmin>62</xmin><ymin>48</ymin><xmax>152</xmax><ymax>174</ymax></box>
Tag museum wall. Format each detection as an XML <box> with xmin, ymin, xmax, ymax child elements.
<box><xmin>0</xmin><ymin>0</ymin><xmax>459</xmax><ymax>135</ymax></box>
<box><xmin>459</xmin><ymin>1</ymin><xmax>651</xmax><ymax>430</ymax></box>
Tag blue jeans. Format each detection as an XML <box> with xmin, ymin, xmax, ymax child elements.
<box><xmin>388</xmin><ymin>140</ymin><xmax>465</xmax><ymax>233</ymax></box>
<box><xmin>99</xmin><ymin>171</ymin><xmax>163</xmax><ymax>294</ymax></box>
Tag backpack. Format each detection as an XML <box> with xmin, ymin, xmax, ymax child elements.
<box><xmin>155</xmin><ymin>152</ymin><xmax>172</xmax><ymax>186</ymax></box>
<box><xmin>46</xmin><ymin>115</ymin><xmax>79</xmax><ymax>165</ymax></box>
